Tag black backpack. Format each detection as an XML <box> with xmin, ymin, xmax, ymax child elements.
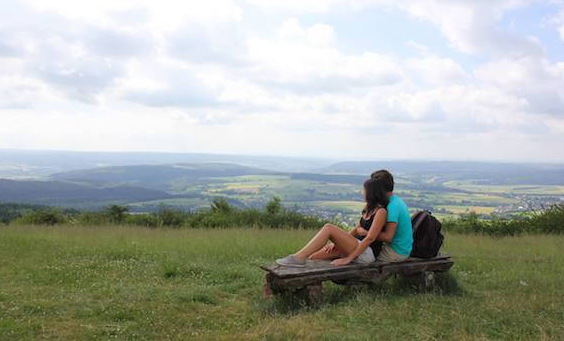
<box><xmin>409</xmin><ymin>210</ymin><xmax>444</xmax><ymax>259</ymax></box>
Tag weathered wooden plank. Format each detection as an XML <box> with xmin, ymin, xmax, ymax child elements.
<box><xmin>269</xmin><ymin>268</ymin><xmax>388</xmax><ymax>289</ymax></box>
<box><xmin>262</xmin><ymin>255</ymin><xmax>454</xmax><ymax>304</ymax></box>
<box><xmin>260</xmin><ymin>254</ymin><xmax>452</xmax><ymax>279</ymax></box>
<box><xmin>266</xmin><ymin>258</ymin><xmax>453</xmax><ymax>289</ymax></box>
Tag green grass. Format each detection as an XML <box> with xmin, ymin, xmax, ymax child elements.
<box><xmin>1</xmin><ymin>226</ymin><xmax>563</xmax><ymax>340</ymax></box>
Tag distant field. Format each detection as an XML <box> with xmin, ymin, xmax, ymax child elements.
<box><xmin>127</xmin><ymin>198</ymin><xmax>210</xmax><ymax>209</ymax></box>
<box><xmin>418</xmin><ymin>192</ymin><xmax>518</xmax><ymax>205</ymax></box>
<box><xmin>443</xmin><ymin>181</ymin><xmax>564</xmax><ymax>195</ymax></box>
<box><xmin>122</xmin><ymin>175</ymin><xmax>564</xmax><ymax>221</ymax></box>
<box><xmin>435</xmin><ymin>205</ymin><xmax>497</xmax><ymax>215</ymax></box>
<box><xmin>1</xmin><ymin>226</ymin><xmax>562</xmax><ymax>340</ymax></box>
<box><xmin>5</xmin><ymin>166</ymin><xmax>562</xmax><ymax>221</ymax></box>
<box><xmin>311</xmin><ymin>200</ymin><xmax>364</xmax><ymax>212</ymax></box>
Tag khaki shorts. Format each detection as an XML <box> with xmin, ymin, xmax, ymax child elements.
<box><xmin>376</xmin><ymin>243</ymin><xmax>408</xmax><ymax>263</ymax></box>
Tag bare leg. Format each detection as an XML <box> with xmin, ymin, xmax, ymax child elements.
<box><xmin>309</xmin><ymin>247</ymin><xmax>344</xmax><ymax>260</ymax></box>
<box><xmin>293</xmin><ymin>224</ymin><xmax>359</xmax><ymax>260</ymax></box>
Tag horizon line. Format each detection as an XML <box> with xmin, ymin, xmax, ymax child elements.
<box><xmin>1</xmin><ymin>147</ymin><xmax>563</xmax><ymax>166</ymax></box>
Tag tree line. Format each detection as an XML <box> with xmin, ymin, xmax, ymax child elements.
<box><xmin>1</xmin><ymin>199</ymin><xmax>563</xmax><ymax>236</ymax></box>
<box><xmin>1</xmin><ymin>197</ymin><xmax>326</xmax><ymax>229</ymax></box>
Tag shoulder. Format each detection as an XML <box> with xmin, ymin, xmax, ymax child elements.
<box><xmin>387</xmin><ymin>196</ymin><xmax>399</xmax><ymax>209</ymax></box>
<box><xmin>374</xmin><ymin>206</ymin><xmax>387</xmax><ymax>216</ymax></box>
<box><xmin>390</xmin><ymin>195</ymin><xmax>408</xmax><ymax>207</ymax></box>
<box><xmin>366</xmin><ymin>206</ymin><xmax>386</xmax><ymax>218</ymax></box>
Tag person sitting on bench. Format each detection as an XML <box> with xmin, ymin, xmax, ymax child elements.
<box><xmin>276</xmin><ymin>177</ymin><xmax>390</xmax><ymax>267</ymax></box>
<box><xmin>369</xmin><ymin>169</ymin><xmax>413</xmax><ymax>262</ymax></box>
<box><xmin>276</xmin><ymin>169</ymin><xmax>413</xmax><ymax>267</ymax></box>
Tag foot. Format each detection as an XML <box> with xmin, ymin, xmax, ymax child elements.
<box><xmin>275</xmin><ymin>254</ymin><xmax>306</xmax><ymax>267</ymax></box>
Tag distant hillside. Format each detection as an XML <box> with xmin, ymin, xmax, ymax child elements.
<box><xmin>0</xmin><ymin>179</ymin><xmax>173</xmax><ymax>205</ymax></box>
<box><xmin>290</xmin><ymin>173</ymin><xmax>366</xmax><ymax>185</ymax></box>
<box><xmin>0</xmin><ymin>149</ymin><xmax>335</xmax><ymax>178</ymax></box>
<box><xmin>315</xmin><ymin>161</ymin><xmax>564</xmax><ymax>185</ymax></box>
<box><xmin>50</xmin><ymin>162</ymin><xmax>283</xmax><ymax>192</ymax></box>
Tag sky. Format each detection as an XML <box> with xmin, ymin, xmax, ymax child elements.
<box><xmin>0</xmin><ymin>0</ymin><xmax>563</xmax><ymax>163</ymax></box>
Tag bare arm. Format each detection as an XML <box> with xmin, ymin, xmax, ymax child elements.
<box><xmin>376</xmin><ymin>222</ymin><xmax>397</xmax><ymax>242</ymax></box>
<box><xmin>336</xmin><ymin>208</ymin><xmax>387</xmax><ymax>264</ymax></box>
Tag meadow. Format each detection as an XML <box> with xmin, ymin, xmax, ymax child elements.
<box><xmin>1</xmin><ymin>225</ymin><xmax>563</xmax><ymax>340</ymax></box>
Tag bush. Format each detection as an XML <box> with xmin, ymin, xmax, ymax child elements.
<box><xmin>13</xmin><ymin>209</ymin><xmax>68</xmax><ymax>226</ymax></box>
<box><xmin>156</xmin><ymin>207</ymin><xmax>187</xmax><ymax>227</ymax></box>
<box><xmin>210</xmin><ymin>198</ymin><xmax>233</xmax><ymax>214</ymax></box>
<box><xmin>442</xmin><ymin>204</ymin><xmax>564</xmax><ymax>236</ymax></box>
<box><xmin>526</xmin><ymin>204</ymin><xmax>564</xmax><ymax>234</ymax></box>
<box><xmin>265</xmin><ymin>196</ymin><xmax>282</xmax><ymax>215</ymax></box>
<box><xmin>106</xmin><ymin>205</ymin><xmax>129</xmax><ymax>224</ymax></box>
<box><xmin>0</xmin><ymin>203</ymin><xmax>45</xmax><ymax>224</ymax></box>
<box><xmin>76</xmin><ymin>211</ymin><xmax>110</xmax><ymax>225</ymax></box>
<box><xmin>125</xmin><ymin>213</ymin><xmax>158</xmax><ymax>228</ymax></box>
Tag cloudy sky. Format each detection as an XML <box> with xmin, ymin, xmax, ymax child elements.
<box><xmin>1</xmin><ymin>0</ymin><xmax>563</xmax><ymax>162</ymax></box>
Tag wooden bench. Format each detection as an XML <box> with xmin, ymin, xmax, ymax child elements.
<box><xmin>260</xmin><ymin>254</ymin><xmax>453</xmax><ymax>305</ymax></box>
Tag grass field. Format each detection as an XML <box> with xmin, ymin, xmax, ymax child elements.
<box><xmin>1</xmin><ymin>226</ymin><xmax>563</xmax><ymax>340</ymax></box>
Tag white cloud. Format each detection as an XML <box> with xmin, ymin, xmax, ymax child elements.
<box><xmin>248</xmin><ymin>19</ymin><xmax>404</xmax><ymax>94</ymax></box>
<box><xmin>0</xmin><ymin>0</ymin><xmax>563</xmax><ymax>162</ymax></box>
<box><xmin>244</xmin><ymin>0</ymin><xmax>341</xmax><ymax>13</ymax></box>
<box><xmin>23</xmin><ymin>0</ymin><xmax>243</xmax><ymax>29</ymax></box>
<box><xmin>396</xmin><ymin>0</ymin><xmax>544</xmax><ymax>57</ymax></box>
<box><xmin>406</xmin><ymin>55</ymin><xmax>468</xmax><ymax>85</ymax></box>
<box><xmin>474</xmin><ymin>56</ymin><xmax>564</xmax><ymax>117</ymax></box>
<box><xmin>406</xmin><ymin>40</ymin><xmax>430</xmax><ymax>55</ymax></box>
<box><xmin>277</xmin><ymin>19</ymin><xmax>334</xmax><ymax>46</ymax></box>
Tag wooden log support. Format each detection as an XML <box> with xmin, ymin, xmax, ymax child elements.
<box><xmin>296</xmin><ymin>283</ymin><xmax>323</xmax><ymax>306</ymax></box>
<box><xmin>424</xmin><ymin>271</ymin><xmax>436</xmax><ymax>288</ymax></box>
<box><xmin>260</xmin><ymin>254</ymin><xmax>453</xmax><ymax>303</ymax></box>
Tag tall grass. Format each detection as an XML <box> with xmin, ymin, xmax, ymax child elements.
<box><xmin>0</xmin><ymin>226</ymin><xmax>563</xmax><ymax>340</ymax></box>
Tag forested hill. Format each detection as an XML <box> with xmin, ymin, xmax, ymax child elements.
<box><xmin>0</xmin><ymin>179</ymin><xmax>172</xmax><ymax>205</ymax></box>
<box><xmin>50</xmin><ymin>163</ymin><xmax>282</xmax><ymax>191</ymax></box>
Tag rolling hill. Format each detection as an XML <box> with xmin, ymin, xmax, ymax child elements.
<box><xmin>314</xmin><ymin>160</ymin><xmax>564</xmax><ymax>185</ymax></box>
<box><xmin>49</xmin><ymin>162</ymin><xmax>283</xmax><ymax>192</ymax></box>
<box><xmin>0</xmin><ymin>179</ymin><xmax>173</xmax><ymax>206</ymax></box>
<box><xmin>0</xmin><ymin>149</ymin><xmax>335</xmax><ymax>178</ymax></box>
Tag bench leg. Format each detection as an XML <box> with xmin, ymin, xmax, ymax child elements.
<box><xmin>295</xmin><ymin>283</ymin><xmax>323</xmax><ymax>306</ymax></box>
<box><xmin>306</xmin><ymin>283</ymin><xmax>323</xmax><ymax>306</ymax></box>
<box><xmin>401</xmin><ymin>271</ymin><xmax>436</xmax><ymax>289</ymax></box>
<box><xmin>263</xmin><ymin>273</ymin><xmax>285</xmax><ymax>298</ymax></box>
<box><xmin>423</xmin><ymin>271</ymin><xmax>435</xmax><ymax>288</ymax></box>
<box><xmin>263</xmin><ymin>277</ymin><xmax>273</xmax><ymax>299</ymax></box>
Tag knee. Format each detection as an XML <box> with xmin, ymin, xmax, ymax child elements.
<box><xmin>322</xmin><ymin>223</ymin><xmax>334</xmax><ymax>232</ymax></box>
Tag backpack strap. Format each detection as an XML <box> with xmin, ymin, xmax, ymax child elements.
<box><xmin>412</xmin><ymin>210</ymin><xmax>429</xmax><ymax>236</ymax></box>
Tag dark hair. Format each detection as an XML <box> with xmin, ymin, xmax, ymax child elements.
<box><xmin>370</xmin><ymin>169</ymin><xmax>394</xmax><ymax>192</ymax></box>
<box><xmin>362</xmin><ymin>178</ymin><xmax>389</xmax><ymax>216</ymax></box>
